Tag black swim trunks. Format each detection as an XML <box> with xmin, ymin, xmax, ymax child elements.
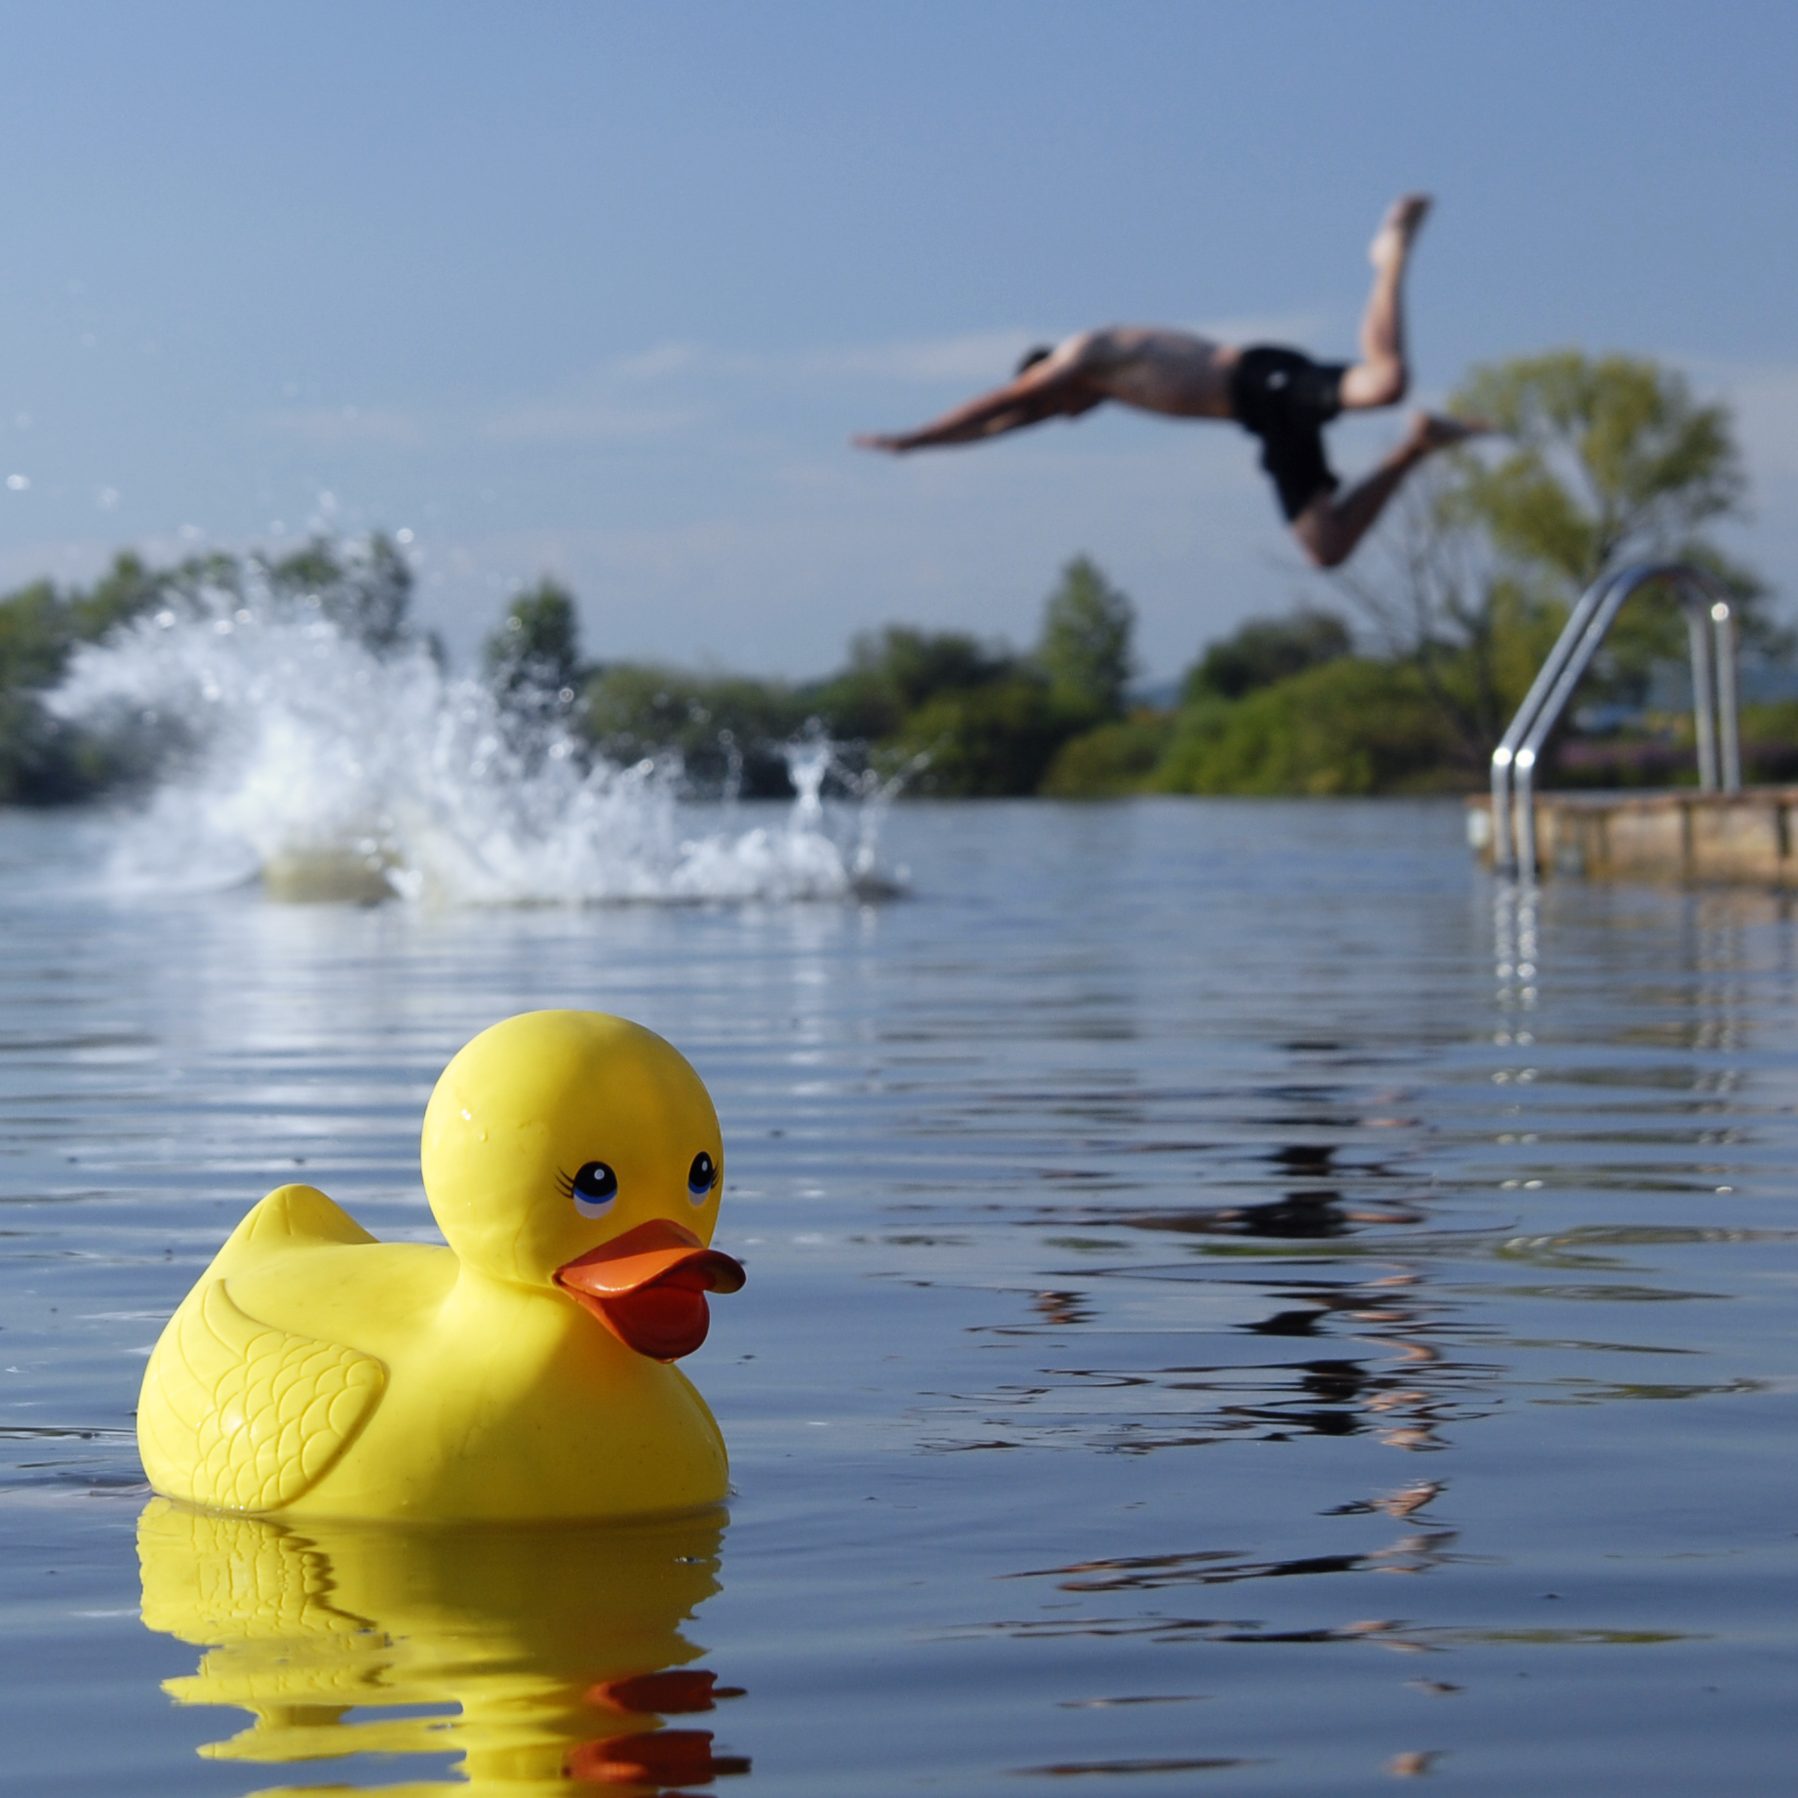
<box><xmin>1229</xmin><ymin>345</ymin><xmax>1349</xmax><ymax>521</ymax></box>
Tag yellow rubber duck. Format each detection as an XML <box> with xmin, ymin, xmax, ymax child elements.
<box><xmin>136</xmin><ymin>1010</ymin><xmax>746</xmax><ymax>1522</ymax></box>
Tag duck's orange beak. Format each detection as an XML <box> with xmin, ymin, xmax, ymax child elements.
<box><xmin>556</xmin><ymin>1220</ymin><xmax>745</xmax><ymax>1361</ymax></box>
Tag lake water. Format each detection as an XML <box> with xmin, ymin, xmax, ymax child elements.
<box><xmin>3</xmin><ymin>796</ymin><xmax>1797</xmax><ymax>1795</ymax></box>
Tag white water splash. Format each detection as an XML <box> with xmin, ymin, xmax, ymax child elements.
<box><xmin>47</xmin><ymin>576</ymin><xmax>900</xmax><ymax>906</ymax></box>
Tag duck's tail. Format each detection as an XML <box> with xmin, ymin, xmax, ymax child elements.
<box><xmin>205</xmin><ymin>1183</ymin><xmax>378</xmax><ymax>1282</ymax></box>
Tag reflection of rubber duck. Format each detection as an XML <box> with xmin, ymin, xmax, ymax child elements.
<box><xmin>136</xmin><ymin>1497</ymin><xmax>749</xmax><ymax>1796</ymax></box>
<box><xmin>137</xmin><ymin>1011</ymin><xmax>746</xmax><ymax>1521</ymax></box>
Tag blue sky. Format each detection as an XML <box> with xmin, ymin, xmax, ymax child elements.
<box><xmin>2</xmin><ymin>0</ymin><xmax>1795</xmax><ymax>682</ymax></box>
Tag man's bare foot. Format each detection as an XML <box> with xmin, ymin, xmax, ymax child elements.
<box><xmin>1370</xmin><ymin>194</ymin><xmax>1432</xmax><ymax>271</ymax></box>
<box><xmin>1408</xmin><ymin>410</ymin><xmax>1491</xmax><ymax>454</ymax></box>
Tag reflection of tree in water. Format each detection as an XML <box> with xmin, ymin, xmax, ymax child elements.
<box><xmin>1032</xmin><ymin>1288</ymin><xmax>1093</xmax><ymax>1326</ymax></box>
<box><xmin>1006</xmin><ymin>1485</ymin><xmax>1460</xmax><ymax>1596</ymax></box>
<box><xmin>1019</xmin><ymin>1124</ymin><xmax>1486</xmax><ymax>1459</ymax></box>
<box><xmin>939</xmin><ymin>906</ymin><xmax>1777</xmax><ymax>1782</ymax></box>
<box><xmin>1233</xmin><ymin>1262</ymin><xmax>1463</xmax><ymax>1454</ymax></box>
<box><xmin>950</xmin><ymin>1083</ymin><xmax>1501</xmax><ymax>1722</ymax></box>
<box><xmin>1119</xmin><ymin>1140</ymin><xmax>1425</xmax><ymax>1242</ymax></box>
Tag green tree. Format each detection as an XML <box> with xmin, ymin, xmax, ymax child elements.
<box><xmin>1153</xmin><ymin>657</ymin><xmax>1463</xmax><ymax>797</ymax></box>
<box><xmin>1455</xmin><ymin>351</ymin><xmax>1747</xmax><ymax>590</ymax></box>
<box><xmin>582</xmin><ymin>663</ymin><xmax>808</xmax><ymax>796</ymax></box>
<box><xmin>808</xmin><ymin>625</ymin><xmax>1013</xmax><ymax>743</ymax></box>
<box><xmin>484</xmin><ymin>580</ymin><xmax>585</xmax><ymax>704</ymax></box>
<box><xmin>0</xmin><ymin>577</ymin><xmax>82</xmax><ymax>802</ymax></box>
<box><xmin>268</xmin><ymin>534</ymin><xmax>419</xmax><ymax>653</ymax></box>
<box><xmin>69</xmin><ymin>552</ymin><xmax>171</xmax><ymax>643</ymax></box>
<box><xmin>0</xmin><ymin>556</ymin><xmax>176</xmax><ymax>803</ymax></box>
<box><xmin>0</xmin><ymin>539</ymin><xmax>442</xmax><ymax>805</ymax></box>
<box><xmin>0</xmin><ymin>580</ymin><xmax>71</xmax><ymax>692</ymax></box>
<box><xmin>894</xmin><ymin>674</ymin><xmax>1069</xmax><ymax>797</ymax></box>
<box><xmin>1039</xmin><ymin>712</ymin><xmax>1174</xmax><ymax>797</ymax></box>
<box><xmin>860</xmin><ymin>625</ymin><xmax>1006</xmax><ymax>704</ymax></box>
<box><xmin>1337</xmin><ymin>349</ymin><xmax>1770</xmax><ymax>761</ymax></box>
<box><xmin>1037</xmin><ymin>555</ymin><xmax>1134</xmax><ymax>721</ymax></box>
<box><xmin>1183</xmin><ymin>608</ymin><xmax>1353</xmax><ymax>704</ymax></box>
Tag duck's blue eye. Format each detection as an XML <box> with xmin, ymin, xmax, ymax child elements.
<box><xmin>570</xmin><ymin>1161</ymin><xmax>618</xmax><ymax>1219</ymax></box>
<box><xmin>687</xmin><ymin>1151</ymin><xmax>718</xmax><ymax>1201</ymax></box>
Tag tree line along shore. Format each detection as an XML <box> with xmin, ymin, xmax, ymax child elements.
<box><xmin>3</xmin><ymin>351</ymin><xmax>1792</xmax><ymax>807</ymax></box>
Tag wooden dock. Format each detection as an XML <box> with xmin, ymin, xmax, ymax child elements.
<box><xmin>1468</xmin><ymin>788</ymin><xmax>1798</xmax><ymax>885</ymax></box>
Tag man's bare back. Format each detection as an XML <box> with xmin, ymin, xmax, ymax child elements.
<box><xmin>1044</xmin><ymin>328</ymin><xmax>1239</xmax><ymax>419</ymax></box>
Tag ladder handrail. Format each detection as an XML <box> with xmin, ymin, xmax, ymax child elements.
<box><xmin>1490</xmin><ymin>563</ymin><xmax>1741</xmax><ymax>878</ymax></box>
<box><xmin>1489</xmin><ymin>567</ymin><xmax>1629</xmax><ymax>861</ymax></box>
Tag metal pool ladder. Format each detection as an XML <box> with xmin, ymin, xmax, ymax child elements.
<box><xmin>1489</xmin><ymin>562</ymin><xmax>1741</xmax><ymax>878</ymax></box>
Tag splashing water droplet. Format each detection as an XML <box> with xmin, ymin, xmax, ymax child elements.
<box><xmin>47</xmin><ymin>565</ymin><xmax>901</xmax><ymax>906</ymax></box>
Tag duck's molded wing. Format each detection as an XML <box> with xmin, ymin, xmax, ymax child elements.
<box><xmin>140</xmin><ymin>1279</ymin><xmax>387</xmax><ymax>1513</ymax></box>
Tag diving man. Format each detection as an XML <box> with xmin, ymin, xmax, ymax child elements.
<box><xmin>854</xmin><ymin>195</ymin><xmax>1486</xmax><ymax>569</ymax></box>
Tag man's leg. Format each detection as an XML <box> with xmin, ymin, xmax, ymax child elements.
<box><xmin>1338</xmin><ymin>195</ymin><xmax>1430</xmax><ymax>412</ymax></box>
<box><xmin>1291</xmin><ymin>413</ymin><xmax>1485</xmax><ymax>569</ymax></box>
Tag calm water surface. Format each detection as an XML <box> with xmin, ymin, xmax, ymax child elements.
<box><xmin>3</xmin><ymin>798</ymin><xmax>1796</xmax><ymax>1795</ymax></box>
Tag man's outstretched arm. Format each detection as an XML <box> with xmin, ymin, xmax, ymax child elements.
<box><xmin>854</xmin><ymin>362</ymin><xmax>1093</xmax><ymax>453</ymax></box>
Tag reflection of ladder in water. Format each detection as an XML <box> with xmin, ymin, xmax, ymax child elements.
<box><xmin>1489</xmin><ymin>563</ymin><xmax>1741</xmax><ymax>879</ymax></box>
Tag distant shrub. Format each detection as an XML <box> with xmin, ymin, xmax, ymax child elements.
<box><xmin>1739</xmin><ymin>702</ymin><xmax>1798</xmax><ymax>785</ymax></box>
<box><xmin>1545</xmin><ymin>704</ymin><xmax>1798</xmax><ymax>790</ymax></box>
<box><xmin>581</xmin><ymin>663</ymin><xmax>808</xmax><ymax>796</ymax></box>
<box><xmin>1182</xmin><ymin>608</ymin><xmax>1353</xmax><ymax>703</ymax></box>
<box><xmin>1551</xmin><ymin>735</ymin><xmax>1688</xmax><ymax>789</ymax></box>
<box><xmin>1151</xmin><ymin>658</ymin><xmax>1466</xmax><ymax>796</ymax></box>
<box><xmin>1039</xmin><ymin>711</ymin><xmax>1174</xmax><ymax>797</ymax></box>
<box><xmin>896</xmin><ymin>675</ymin><xmax>1071</xmax><ymax>797</ymax></box>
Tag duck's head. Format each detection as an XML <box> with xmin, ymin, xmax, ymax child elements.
<box><xmin>420</xmin><ymin>1011</ymin><xmax>744</xmax><ymax>1360</ymax></box>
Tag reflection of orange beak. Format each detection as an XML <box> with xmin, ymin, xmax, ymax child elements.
<box><xmin>556</xmin><ymin>1220</ymin><xmax>746</xmax><ymax>1361</ymax></box>
<box><xmin>586</xmin><ymin>1668</ymin><xmax>740</xmax><ymax>1716</ymax></box>
<box><xmin>566</xmin><ymin>1726</ymin><xmax>751</xmax><ymax>1787</ymax></box>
